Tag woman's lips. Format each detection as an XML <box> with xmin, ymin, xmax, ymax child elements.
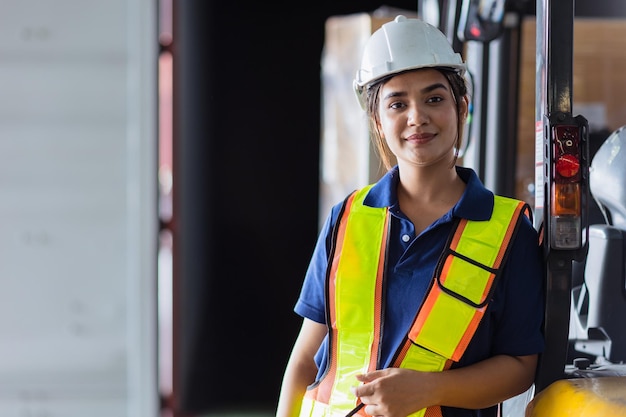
<box><xmin>406</xmin><ymin>132</ymin><xmax>435</xmax><ymax>142</ymax></box>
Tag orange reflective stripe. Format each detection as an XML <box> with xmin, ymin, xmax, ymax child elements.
<box><xmin>424</xmin><ymin>406</ymin><xmax>444</xmax><ymax>417</ymax></box>
<box><xmin>370</xmin><ymin>213</ymin><xmax>388</xmax><ymax>372</ymax></box>
<box><xmin>449</xmin><ymin>218</ymin><xmax>467</xmax><ymax>249</ymax></box>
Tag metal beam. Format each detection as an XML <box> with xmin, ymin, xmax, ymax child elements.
<box><xmin>534</xmin><ymin>0</ymin><xmax>576</xmax><ymax>393</ymax></box>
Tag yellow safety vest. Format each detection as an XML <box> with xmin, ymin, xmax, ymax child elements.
<box><xmin>299</xmin><ymin>184</ymin><xmax>530</xmax><ymax>417</ymax></box>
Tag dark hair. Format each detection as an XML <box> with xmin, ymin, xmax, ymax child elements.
<box><xmin>364</xmin><ymin>68</ymin><xmax>469</xmax><ymax>171</ymax></box>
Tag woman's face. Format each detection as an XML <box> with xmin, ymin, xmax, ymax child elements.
<box><xmin>376</xmin><ymin>69</ymin><xmax>467</xmax><ymax>168</ymax></box>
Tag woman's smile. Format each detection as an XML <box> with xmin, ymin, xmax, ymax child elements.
<box><xmin>405</xmin><ymin>132</ymin><xmax>436</xmax><ymax>143</ymax></box>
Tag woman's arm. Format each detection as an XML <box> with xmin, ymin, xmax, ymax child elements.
<box><xmin>275</xmin><ymin>318</ymin><xmax>327</xmax><ymax>417</ymax></box>
<box><xmin>352</xmin><ymin>353</ymin><xmax>538</xmax><ymax>417</ymax></box>
<box><xmin>429</xmin><ymin>353</ymin><xmax>537</xmax><ymax>408</ymax></box>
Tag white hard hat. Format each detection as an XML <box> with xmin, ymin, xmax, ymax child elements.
<box><xmin>353</xmin><ymin>15</ymin><xmax>466</xmax><ymax>109</ymax></box>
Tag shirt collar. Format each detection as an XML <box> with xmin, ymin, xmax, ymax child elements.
<box><xmin>363</xmin><ymin>165</ymin><xmax>494</xmax><ymax>221</ymax></box>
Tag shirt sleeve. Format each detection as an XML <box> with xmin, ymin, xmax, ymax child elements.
<box><xmin>491</xmin><ymin>215</ymin><xmax>546</xmax><ymax>356</ymax></box>
<box><xmin>294</xmin><ymin>205</ymin><xmax>341</xmax><ymax>325</ymax></box>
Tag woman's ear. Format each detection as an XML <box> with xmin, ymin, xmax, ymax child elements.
<box><xmin>461</xmin><ymin>95</ymin><xmax>470</xmax><ymax>123</ymax></box>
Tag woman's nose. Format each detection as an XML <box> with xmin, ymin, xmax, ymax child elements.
<box><xmin>407</xmin><ymin>107</ymin><xmax>428</xmax><ymax>126</ymax></box>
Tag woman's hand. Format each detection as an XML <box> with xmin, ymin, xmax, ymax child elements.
<box><xmin>350</xmin><ymin>354</ymin><xmax>537</xmax><ymax>417</ymax></box>
<box><xmin>350</xmin><ymin>368</ymin><xmax>437</xmax><ymax>417</ymax></box>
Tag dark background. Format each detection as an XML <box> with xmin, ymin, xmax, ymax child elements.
<box><xmin>171</xmin><ymin>1</ymin><xmax>418</xmax><ymax>414</ymax></box>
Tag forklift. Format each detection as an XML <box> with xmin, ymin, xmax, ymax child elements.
<box><xmin>436</xmin><ymin>0</ymin><xmax>626</xmax><ymax>415</ymax></box>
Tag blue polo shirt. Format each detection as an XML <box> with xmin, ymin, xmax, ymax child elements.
<box><xmin>294</xmin><ymin>166</ymin><xmax>545</xmax><ymax>417</ymax></box>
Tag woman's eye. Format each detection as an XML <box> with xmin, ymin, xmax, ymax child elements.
<box><xmin>389</xmin><ymin>102</ymin><xmax>405</xmax><ymax>110</ymax></box>
<box><xmin>427</xmin><ymin>96</ymin><xmax>444</xmax><ymax>104</ymax></box>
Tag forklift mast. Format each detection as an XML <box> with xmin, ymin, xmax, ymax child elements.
<box><xmin>533</xmin><ymin>0</ymin><xmax>590</xmax><ymax>391</ymax></box>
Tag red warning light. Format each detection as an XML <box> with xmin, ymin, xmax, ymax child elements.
<box><xmin>556</xmin><ymin>154</ymin><xmax>580</xmax><ymax>178</ymax></box>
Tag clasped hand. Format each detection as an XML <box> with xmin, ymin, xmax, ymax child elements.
<box><xmin>350</xmin><ymin>368</ymin><xmax>436</xmax><ymax>417</ymax></box>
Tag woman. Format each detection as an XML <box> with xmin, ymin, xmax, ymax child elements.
<box><xmin>276</xmin><ymin>15</ymin><xmax>544</xmax><ymax>417</ymax></box>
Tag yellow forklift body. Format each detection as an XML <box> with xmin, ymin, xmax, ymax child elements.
<box><xmin>526</xmin><ymin>377</ymin><xmax>626</xmax><ymax>416</ymax></box>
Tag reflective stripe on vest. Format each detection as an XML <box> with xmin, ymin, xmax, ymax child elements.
<box><xmin>299</xmin><ymin>186</ymin><xmax>529</xmax><ymax>417</ymax></box>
